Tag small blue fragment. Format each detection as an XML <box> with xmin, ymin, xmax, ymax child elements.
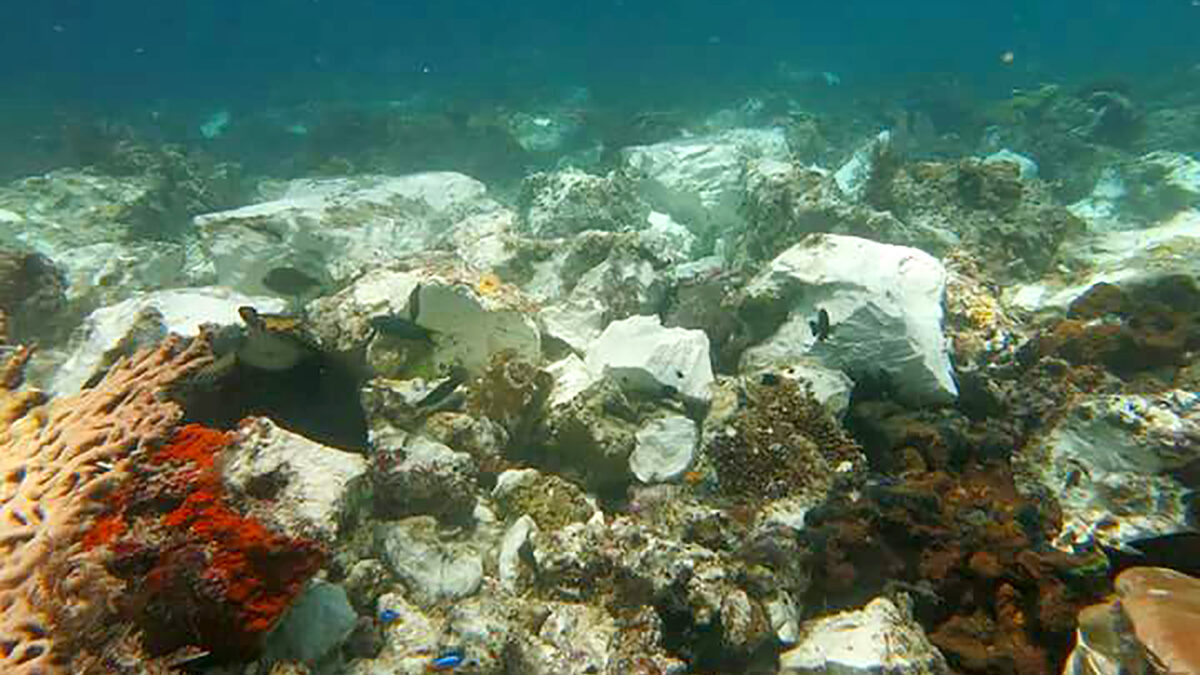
<box><xmin>430</xmin><ymin>649</ymin><xmax>464</xmax><ymax>670</ymax></box>
<box><xmin>378</xmin><ymin>608</ymin><xmax>400</xmax><ymax>624</ymax></box>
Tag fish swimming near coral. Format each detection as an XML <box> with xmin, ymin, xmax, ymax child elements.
<box><xmin>261</xmin><ymin>266</ymin><xmax>322</xmax><ymax>297</ymax></box>
<box><xmin>1101</xmin><ymin>531</ymin><xmax>1200</xmax><ymax>578</ymax></box>
<box><xmin>809</xmin><ymin>307</ymin><xmax>832</xmax><ymax>342</ymax></box>
<box><xmin>370</xmin><ymin>283</ymin><xmax>436</xmax><ymax>343</ymax></box>
<box><xmin>428</xmin><ymin>648</ymin><xmax>464</xmax><ymax>671</ymax></box>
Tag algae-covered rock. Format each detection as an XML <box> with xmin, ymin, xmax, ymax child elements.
<box><xmin>516</xmin><ymin>168</ymin><xmax>646</xmax><ymax>238</ymax></box>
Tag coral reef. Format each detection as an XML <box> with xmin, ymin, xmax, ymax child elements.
<box><xmin>706</xmin><ymin>377</ymin><xmax>863</xmax><ymax>504</ymax></box>
<box><xmin>0</xmin><ymin>248</ymin><xmax>68</xmax><ymax>343</ymax></box>
<box><xmin>1031</xmin><ymin>277</ymin><xmax>1200</xmax><ymax>379</ymax></box>
<box><xmin>803</xmin><ymin>466</ymin><xmax>1108</xmax><ymax>675</ymax></box>
<box><xmin>0</xmin><ymin>335</ymin><xmax>211</xmax><ymax>672</ymax></box>
<box><xmin>86</xmin><ymin>422</ymin><xmax>326</xmax><ymax>660</ymax></box>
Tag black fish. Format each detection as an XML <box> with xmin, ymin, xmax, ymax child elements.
<box><xmin>416</xmin><ymin>366</ymin><xmax>470</xmax><ymax>408</ymax></box>
<box><xmin>369</xmin><ymin>315</ymin><xmax>435</xmax><ymax>343</ymax></box>
<box><xmin>261</xmin><ymin>266</ymin><xmax>321</xmax><ymax>296</ymax></box>
<box><xmin>809</xmin><ymin>308</ymin><xmax>832</xmax><ymax>342</ymax></box>
<box><xmin>1101</xmin><ymin>531</ymin><xmax>1200</xmax><ymax>578</ymax></box>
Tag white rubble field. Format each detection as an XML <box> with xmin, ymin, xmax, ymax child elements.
<box><xmin>1008</xmin><ymin>208</ymin><xmax>1200</xmax><ymax>314</ymax></box>
<box><xmin>222</xmin><ymin>417</ymin><xmax>370</xmax><ymax>544</ymax></box>
<box><xmin>0</xmin><ymin>170</ymin><xmax>192</xmax><ymax>309</ymax></box>
<box><xmin>741</xmin><ymin>234</ymin><xmax>958</xmax><ymax>406</ymax></box>
<box><xmin>585</xmin><ymin>314</ymin><xmax>715</xmax><ymax>405</ymax></box>
<box><xmin>1068</xmin><ymin>151</ymin><xmax>1200</xmax><ymax>232</ymax></box>
<box><xmin>779</xmin><ymin>597</ymin><xmax>950</xmax><ymax>675</ymax></box>
<box><xmin>1017</xmin><ymin>390</ymin><xmax>1200</xmax><ymax>552</ymax></box>
<box><xmin>622</xmin><ymin>127</ymin><xmax>790</xmax><ymax>240</ymax></box>
<box><xmin>192</xmin><ymin>173</ymin><xmax>499</xmax><ymax>297</ymax></box>
<box><xmin>50</xmin><ymin>286</ymin><xmax>285</xmax><ymax>395</ymax></box>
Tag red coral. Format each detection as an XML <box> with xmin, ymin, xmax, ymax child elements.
<box><xmin>82</xmin><ymin>422</ymin><xmax>326</xmax><ymax>661</ymax></box>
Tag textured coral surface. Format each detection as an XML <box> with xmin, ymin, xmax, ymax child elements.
<box><xmin>86</xmin><ymin>422</ymin><xmax>326</xmax><ymax>661</ymax></box>
<box><xmin>0</xmin><ymin>335</ymin><xmax>210</xmax><ymax>673</ymax></box>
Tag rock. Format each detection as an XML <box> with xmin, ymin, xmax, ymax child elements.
<box><xmin>630</xmin><ymin>414</ymin><xmax>698</xmax><ymax>483</ymax></box>
<box><xmin>1065</xmin><ymin>567</ymin><xmax>1200</xmax><ymax>675</ymax></box>
<box><xmin>50</xmin><ymin>286</ymin><xmax>286</xmax><ymax>395</ymax></box>
<box><xmin>498</xmin><ymin>515</ymin><xmax>538</xmax><ymax>592</ymax></box>
<box><xmin>195</xmin><ymin>173</ymin><xmax>498</xmax><ymax>297</ymax></box>
<box><xmin>779</xmin><ymin>597</ymin><xmax>950</xmax><ymax>674</ymax></box>
<box><xmin>344</xmin><ymin>592</ymin><xmax>441</xmax><ymax>674</ymax></box>
<box><xmin>0</xmin><ymin>248</ymin><xmax>67</xmax><ymax>343</ymax></box>
<box><xmin>983</xmin><ymin>149</ymin><xmax>1039</xmax><ymax>180</ymax></box>
<box><xmin>378</xmin><ymin>517</ymin><xmax>484</xmax><ymax>605</ymax></box>
<box><xmin>1008</xmin><ymin>209</ymin><xmax>1200</xmax><ymax>313</ymax></box>
<box><xmin>518</xmin><ymin>603</ymin><xmax>617</xmax><ymax>674</ymax></box>
<box><xmin>408</xmin><ymin>278</ymin><xmax>541</xmax><ymax>376</ymax></box>
<box><xmin>640</xmin><ymin>211</ymin><xmax>698</xmax><ymax>265</ymax></box>
<box><xmin>834</xmin><ymin>130</ymin><xmax>893</xmax><ymax>202</ymax></box>
<box><xmin>586</xmin><ymin>314</ymin><xmax>714</xmax><ymax>405</ymax></box>
<box><xmin>538</xmin><ymin>296</ymin><xmax>606</xmax><ymax>353</ymax></box>
<box><xmin>1069</xmin><ymin>151</ymin><xmax>1200</xmax><ymax>231</ymax></box>
<box><xmin>305</xmin><ymin>268</ymin><xmax>422</xmax><ymax>353</ymax></box>
<box><xmin>748</xmin><ymin>357</ymin><xmax>856</xmax><ymax>419</ymax></box>
<box><xmin>440</xmin><ymin>208</ymin><xmax>520</xmax><ymax>273</ymax></box>
<box><xmin>544</xmin><ymin>354</ymin><xmax>592</xmax><ymax>408</ymax></box>
<box><xmin>519</xmin><ymin>231</ymin><xmax>670</xmax><ymax>352</ymax></box>
<box><xmin>491</xmin><ymin>469</ymin><xmax>597</xmax><ymax>531</ymax></box>
<box><xmin>516</xmin><ymin>168</ymin><xmax>645</xmax><ymax>238</ymax></box>
<box><xmin>505</xmin><ymin>110</ymin><xmax>581</xmax><ymax>153</ymax></box>
<box><xmin>1014</xmin><ymin>390</ymin><xmax>1199</xmax><ymax>552</ymax></box>
<box><xmin>736</xmin><ymin>158</ymin><xmax>950</xmax><ymax>266</ymax></box>
<box><xmin>306</xmin><ymin>267</ymin><xmax>541</xmax><ymax>376</ymax></box>
<box><xmin>369</xmin><ymin>431</ymin><xmax>478</xmax><ymax>522</ymax></box>
<box><xmin>741</xmin><ymin>234</ymin><xmax>957</xmax><ymax>406</ymax></box>
<box><xmin>222</xmin><ymin>417</ymin><xmax>371</xmax><ymax>544</ymax></box>
<box><xmin>622</xmin><ymin>127</ymin><xmax>790</xmax><ymax>243</ymax></box>
<box><xmin>0</xmin><ymin>170</ymin><xmax>194</xmax><ymax>310</ymax></box>
<box><xmin>264</xmin><ymin>580</ymin><xmax>358</xmax><ymax>664</ymax></box>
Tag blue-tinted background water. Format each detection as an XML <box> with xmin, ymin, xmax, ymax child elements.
<box><xmin>5</xmin><ymin>1</ymin><xmax>1196</xmax><ymax>105</ymax></box>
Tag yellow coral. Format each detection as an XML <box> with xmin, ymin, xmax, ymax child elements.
<box><xmin>475</xmin><ymin>272</ymin><xmax>503</xmax><ymax>296</ymax></box>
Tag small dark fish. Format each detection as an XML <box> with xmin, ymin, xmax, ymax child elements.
<box><xmin>262</xmin><ymin>266</ymin><xmax>321</xmax><ymax>296</ymax></box>
<box><xmin>379</xmin><ymin>608</ymin><xmax>401</xmax><ymax>624</ymax></box>
<box><xmin>369</xmin><ymin>315</ymin><xmax>435</xmax><ymax>343</ymax></box>
<box><xmin>409</xmin><ymin>283</ymin><xmax>423</xmax><ymax>322</ymax></box>
<box><xmin>1101</xmin><ymin>531</ymin><xmax>1200</xmax><ymax>578</ymax></box>
<box><xmin>416</xmin><ymin>366</ymin><xmax>469</xmax><ymax>408</ymax></box>
<box><xmin>809</xmin><ymin>308</ymin><xmax>832</xmax><ymax>342</ymax></box>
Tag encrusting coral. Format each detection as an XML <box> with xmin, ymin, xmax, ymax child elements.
<box><xmin>0</xmin><ymin>334</ymin><xmax>212</xmax><ymax>672</ymax></box>
<box><xmin>0</xmin><ymin>331</ymin><xmax>325</xmax><ymax>672</ymax></box>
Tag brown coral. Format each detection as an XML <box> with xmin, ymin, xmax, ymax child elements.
<box><xmin>0</xmin><ymin>334</ymin><xmax>212</xmax><ymax>673</ymax></box>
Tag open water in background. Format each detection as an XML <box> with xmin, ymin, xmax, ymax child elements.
<box><xmin>3</xmin><ymin>1</ymin><xmax>1197</xmax><ymax>110</ymax></box>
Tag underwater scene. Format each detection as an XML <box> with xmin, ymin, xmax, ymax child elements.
<box><xmin>2</xmin><ymin>1</ymin><xmax>1200</xmax><ymax>673</ymax></box>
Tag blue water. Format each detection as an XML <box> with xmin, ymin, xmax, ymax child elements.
<box><xmin>5</xmin><ymin>1</ymin><xmax>1196</xmax><ymax>106</ymax></box>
